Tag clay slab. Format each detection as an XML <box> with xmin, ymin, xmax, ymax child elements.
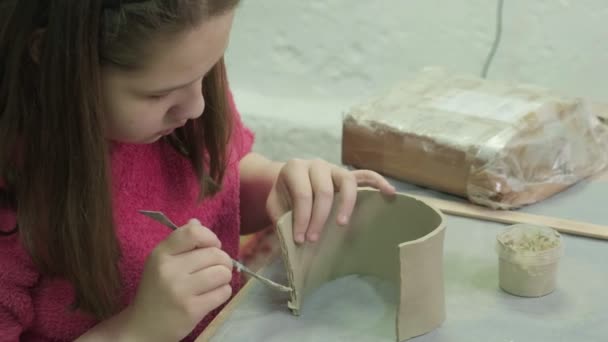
<box><xmin>275</xmin><ymin>189</ymin><xmax>447</xmax><ymax>341</ymax></box>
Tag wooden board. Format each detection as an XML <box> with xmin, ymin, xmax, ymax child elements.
<box><xmin>198</xmin><ymin>189</ymin><xmax>608</xmax><ymax>341</ymax></box>
<box><xmin>196</xmin><ymin>271</ymin><xmax>261</xmax><ymax>341</ymax></box>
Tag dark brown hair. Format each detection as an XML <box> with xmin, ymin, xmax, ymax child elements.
<box><xmin>0</xmin><ymin>0</ymin><xmax>239</xmax><ymax>318</ymax></box>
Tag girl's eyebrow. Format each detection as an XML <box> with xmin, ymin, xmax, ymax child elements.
<box><xmin>148</xmin><ymin>68</ymin><xmax>213</xmax><ymax>94</ymax></box>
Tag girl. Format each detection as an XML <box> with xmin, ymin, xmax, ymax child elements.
<box><xmin>0</xmin><ymin>1</ymin><xmax>395</xmax><ymax>341</ymax></box>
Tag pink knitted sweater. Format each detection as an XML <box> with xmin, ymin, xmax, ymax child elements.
<box><xmin>0</xmin><ymin>94</ymin><xmax>254</xmax><ymax>341</ymax></box>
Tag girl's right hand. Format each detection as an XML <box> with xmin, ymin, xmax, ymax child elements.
<box><xmin>126</xmin><ymin>219</ymin><xmax>233</xmax><ymax>341</ymax></box>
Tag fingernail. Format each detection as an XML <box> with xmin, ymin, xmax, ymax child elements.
<box><xmin>338</xmin><ymin>215</ymin><xmax>348</xmax><ymax>225</ymax></box>
<box><xmin>309</xmin><ymin>233</ymin><xmax>319</xmax><ymax>242</ymax></box>
<box><xmin>296</xmin><ymin>234</ymin><xmax>305</xmax><ymax>243</ymax></box>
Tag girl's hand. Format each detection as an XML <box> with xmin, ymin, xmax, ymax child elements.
<box><xmin>266</xmin><ymin>159</ymin><xmax>396</xmax><ymax>244</ymax></box>
<box><xmin>126</xmin><ymin>219</ymin><xmax>233</xmax><ymax>341</ymax></box>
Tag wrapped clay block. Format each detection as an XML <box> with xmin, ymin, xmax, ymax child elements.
<box><xmin>342</xmin><ymin>67</ymin><xmax>608</xmax><ymax>209</ymax></box>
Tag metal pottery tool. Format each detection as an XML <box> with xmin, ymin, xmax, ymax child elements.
<box><xmin>139</xmin><ymin>210</ymin><xmax>292</xmax><ymax>293</ymax></box>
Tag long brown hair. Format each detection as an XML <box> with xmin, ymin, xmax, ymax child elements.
<box><xmin>0</xmin><ymin>0</ymin><xmax>240</xmax><ymax>319</ymax></box>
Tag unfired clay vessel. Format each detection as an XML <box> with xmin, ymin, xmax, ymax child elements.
<box><xmin>275</xmin><ymin>189</ymin><xmax>447</xmax><ymax>341</ymax></box>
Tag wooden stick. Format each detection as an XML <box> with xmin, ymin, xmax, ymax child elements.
<box><xmin>409</xmin><ymin>194</ymin><xmax>608</xmax><ymax>241</ymax></box>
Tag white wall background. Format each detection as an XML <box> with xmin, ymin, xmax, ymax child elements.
<box><xmin>225</xmin><ymin>0</ymin><xmax>607</xmax><ymax>163</ymax></box>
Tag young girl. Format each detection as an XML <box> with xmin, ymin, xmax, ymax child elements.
<box><xmin>0</xmin><ymin>1</ymin><xmax>395</xmax><ymax>341</ymax></box>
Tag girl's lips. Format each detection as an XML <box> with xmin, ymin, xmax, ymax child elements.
<box><xmin>159</xmin><ymin>121</ymin><xmax>187</xmax><ymax>136</ymax></box>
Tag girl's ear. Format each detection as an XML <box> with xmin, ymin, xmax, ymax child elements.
<box><xmin>29</xmin><ymin>29</ymin><xmax>46</xmax><ymax>64</ymax></box>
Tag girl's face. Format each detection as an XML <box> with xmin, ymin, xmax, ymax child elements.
<box><xmin>100</xmin><ymin>10</ymin><xmax>235</xmax><ymax>144</ymax></box>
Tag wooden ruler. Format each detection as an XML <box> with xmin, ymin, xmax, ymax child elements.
<box><xmin>409</xmin><ymin>194</ymin><xmax>608</xmax><ymax>241</ymax></box>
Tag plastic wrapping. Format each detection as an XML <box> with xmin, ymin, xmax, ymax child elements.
<box><xmin>342</xmin><ymin>67</ymin><xmax>608</xmax><ymax>209</ymax></box>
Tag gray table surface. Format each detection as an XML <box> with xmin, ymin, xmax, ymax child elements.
<box><xmin>208</xmin><ymin>177</ymin><xmax>607</xmax><ymax>342</ymax></box>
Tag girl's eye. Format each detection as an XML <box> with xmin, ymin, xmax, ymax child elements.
<box><xmin>149</xmin><ymin>93</ymin><xmax>169</xmax><ymax>100</ymax></box>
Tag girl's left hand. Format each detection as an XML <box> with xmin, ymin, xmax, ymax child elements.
<box><xmin>266</xmin><ymin>159</ymin><xmax>396</xmax><ymax>244</ymax></box>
